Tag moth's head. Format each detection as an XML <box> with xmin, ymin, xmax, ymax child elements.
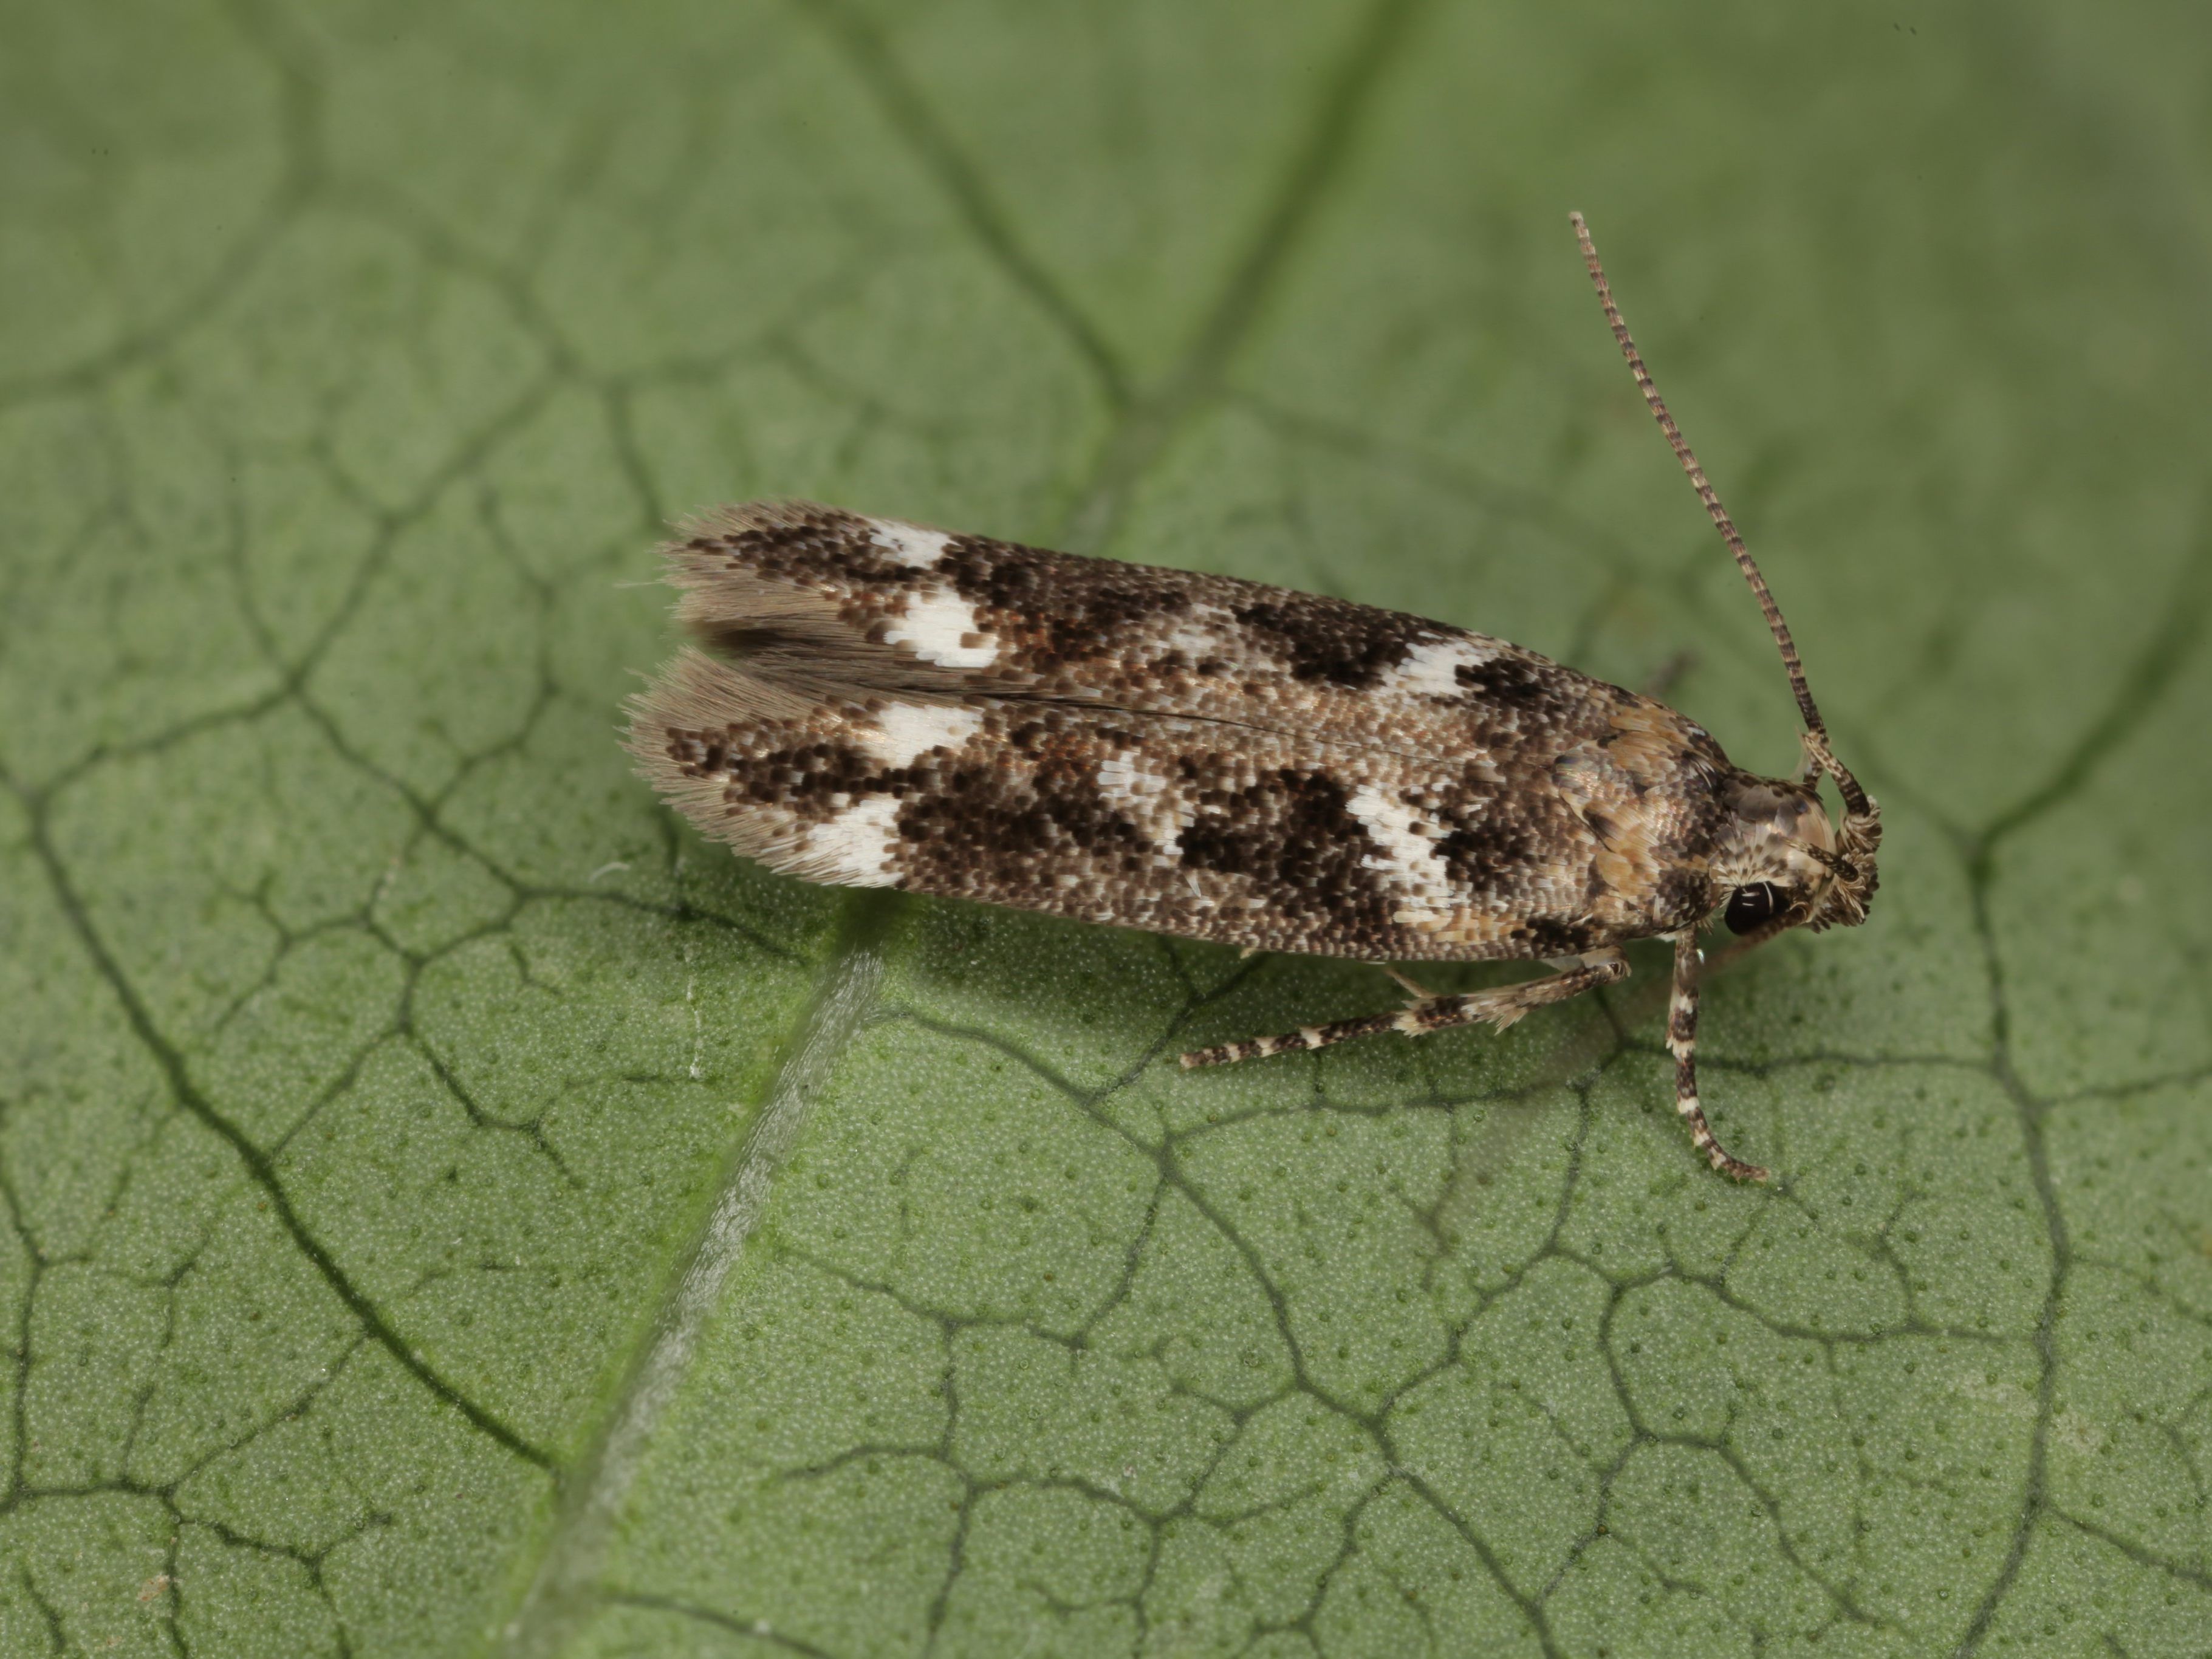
<box><xmin>1569</xmin><ymin>213</ymin><xmax>1883</xmax><ymax>944</ymax></box>
<box><xmin>1714</xmin><ymin>761</ymin><xmax>1882</xmax><ymax>938</ymax></box>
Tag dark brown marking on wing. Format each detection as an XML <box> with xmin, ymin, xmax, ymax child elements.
<box><xmin>1434</xmin><ymin>812</ymin><xmax>1542</xmax><ymax>894</ymax></box>
<box><xmin>897</xmin><ymin>728</ymin><xmax>1153</xmax><ymax>883</ymax></box>
<box><xmin>1454</xmin><ymin>654</ymin><xmax>1558</xmax><ymax>711</ymax></box>
<box><xmin>684</xmin><ymin>504</ymin><xmax>900</xmax><ymax>584</ymax></box>
<box><xmin>669</xmin><ymin>723</ymin><xmax>900</xmax><ymax>818</ymax></box>
<box><xmin>1175</xmin><ymin>767</ymin><xmax>1395</xmax><ymax>937</ymax></box>
<box><xmin>1227</xmin><ymin>595</ymin><xmax>1438</xmax><ymax>688</ymax></box>
<box><xmin>937</xmin><ymin>536</ymin><xmax>1199</xmax><ymax>667</ymax></box>
<box><xmin>1509</xmin><ymin>916</ymin><xmax>1594</xmax><ymax>956</ymax></box>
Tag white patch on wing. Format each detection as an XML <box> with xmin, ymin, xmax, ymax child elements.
<box><xmin>1348</xmin><ymin>784</ymin><xmax>1462</xmax><ymax>928</ymax></box>
<box><xmin>884</xmin><ymin>585</ymin><xmax>999</xmax><ymax>668</ymax></box>
<box><xmin>1095</xmin><ymin>748</ymin><xmax>1193</xmax><ymax>859</ymax></box>
<box><xmin>868</xmin><ymin>518</ymin><xmax>952</xmax><ymax>567</ymax></box>
<box><xmin>794</xmin><ymin>795</ymin><xmax>902</xmax><ymax>886</ymax></box>
<box><xmin>1165</xmin><ymin>615</ymin><xmax>1236</xmax><ymax>662</ymax></box>
<box><xmin>862</xmin><ymin>702</ymin><xmax>985</xmax><ymax>767</ymax></box>
<box><xmin>1388</xmin><ymin>635</ymin><xmax>1502</xmax><ymax>699</ymax></box>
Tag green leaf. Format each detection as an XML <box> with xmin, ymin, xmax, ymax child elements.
<box><xmin>2</xmin><ymin>1</ymin><xmax>2207</xmax><ymax>1655</ymax></box>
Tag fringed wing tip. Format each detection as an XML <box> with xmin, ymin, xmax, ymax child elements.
<box><xmin>663</xmin><ymin>498</ymin><xmax>840</xmax><ymax>558</ymax></box>
<box><xmin>623</xmin><ymin>651</ymin><xmax>852</xmax><ymax>878</ymax></box>
<box><xmin>622</xmin><ymin>662</ymin><xmax>726</xmax><ymax>826</ymax></box>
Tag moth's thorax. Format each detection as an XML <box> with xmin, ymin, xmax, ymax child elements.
<box><xmin>1710</xmin><ymin>773</ymin><xmax>1837</xmax><ymax>909</ymax></box>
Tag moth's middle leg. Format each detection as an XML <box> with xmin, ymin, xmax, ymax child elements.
<box><xmin>1179</xmin><ymin>949</ymin><xmax>1628</xmax><ymax>1069</ymax></box>
<box><xmin>1378</xmin><ymin>964</ymin><xmax>1439</xmax><ymax>1002</ymax></box>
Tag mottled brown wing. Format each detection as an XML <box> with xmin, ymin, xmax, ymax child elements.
<box><xmin>662</xmin><ymin>499</ymin><xmax>1624</xmax><ymax>760</ymax></box>
<box><xmin>626</xmin><ymin>647</ymin><xmax>1716</xmax><ymax>962</ymax></box>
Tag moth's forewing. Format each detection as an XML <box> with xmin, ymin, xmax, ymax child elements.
<box><xmin>631</xmin><ymin>502</ymin><xmax>1739</xmax><ymax>962</ymax></box>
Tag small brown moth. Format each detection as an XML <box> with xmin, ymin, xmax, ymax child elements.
<box><xmin>628</xmin><ymin>214</ymin><xmax>1880</xmax><ymax>1181</ymax></box>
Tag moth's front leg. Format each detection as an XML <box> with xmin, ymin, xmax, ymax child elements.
<box><xmin>1669</xmin><ymin>929</ymin><xmax>1769</xmax><ymax>1182</ymax></box>
<box><xmin>1179</xmin><ymin>948</ymin><xmax>1629</xmax><ymax>1069</ymax></box>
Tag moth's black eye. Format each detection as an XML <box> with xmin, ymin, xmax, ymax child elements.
<box><xmin>1725</xmin><ymin>882</ymin><xmax>1785</xmax><ymax>935</ymax></box>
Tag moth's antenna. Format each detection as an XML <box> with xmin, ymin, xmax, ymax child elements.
<box><xmin>1569</xmin><ymin>211</ymin><xmax>1871</xmax><ymax>819</ymax></box>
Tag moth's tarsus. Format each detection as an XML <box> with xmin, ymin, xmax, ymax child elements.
<box><xmin>1178</xmin><ymin>951</ymin><xmax>1628</xmax><ymax>1070</ymax></box>
<box><xmin>1668</xmin><ymin>928</ymin><xmax>1769</xmax><ymax>1182</ymax></box>
<box><xmin>1379</xmin><ymin>963</ymin><xmax>1438</xmax><ymax>1004</ymax></box>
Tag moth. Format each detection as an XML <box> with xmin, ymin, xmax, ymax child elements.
<box><xmin>627</xmin><ymin>214</ymin><xmax>1880</xmax><ymax>1182</ymax></box>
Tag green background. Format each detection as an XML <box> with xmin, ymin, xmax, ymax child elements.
<box><xmin>2</xmin><ymin>0</ymin><xmax>2208</xmax><ymax>1654</ymax></box>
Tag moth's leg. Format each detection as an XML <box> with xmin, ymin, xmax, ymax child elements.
<box><xmin>1180</xmin><ymin>949</ymin><xmax>1628</xmax><ymax>1069</ymax></box>
<box><xmin>1669</xmin><ymin>930</ymin><xmax>1770</xmax><ymax>1182</ymax></box>
<box><xmin>1703</xmin><ymin>913</ymin><xmax>1789</xmax><ymax>976</ymax></box>
<box><xmin>1378</xmin><ymin>964</ymin><xmax>1439</xmax><ymax>1001</ymax></box>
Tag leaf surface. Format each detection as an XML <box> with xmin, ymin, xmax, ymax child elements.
<box><xmin>1</xmin><ymin>1</ymin><xmax>2208</xmax><ymax>1655</ymax></box>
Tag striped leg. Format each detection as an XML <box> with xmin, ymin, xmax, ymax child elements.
<box><xmin>1669</xmin><ymin>929</ymin><xmax>1769</xmax><ymax>1182</ymax></box>
<box><xmin>1180</xmin><ymin>950</ymin><xmax>1628</xmax><ymax>1069</ymax></box>
<box><xmin>1703</xmin><ymin>913</ymin><xmax>1788</xmax><ymax>976</ymax></box>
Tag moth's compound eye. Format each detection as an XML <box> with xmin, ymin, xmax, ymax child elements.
<box><xmin>1724</xmin><ymin>882</ymin><xmax>1785</xmax><ymax>935</ymax></box>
